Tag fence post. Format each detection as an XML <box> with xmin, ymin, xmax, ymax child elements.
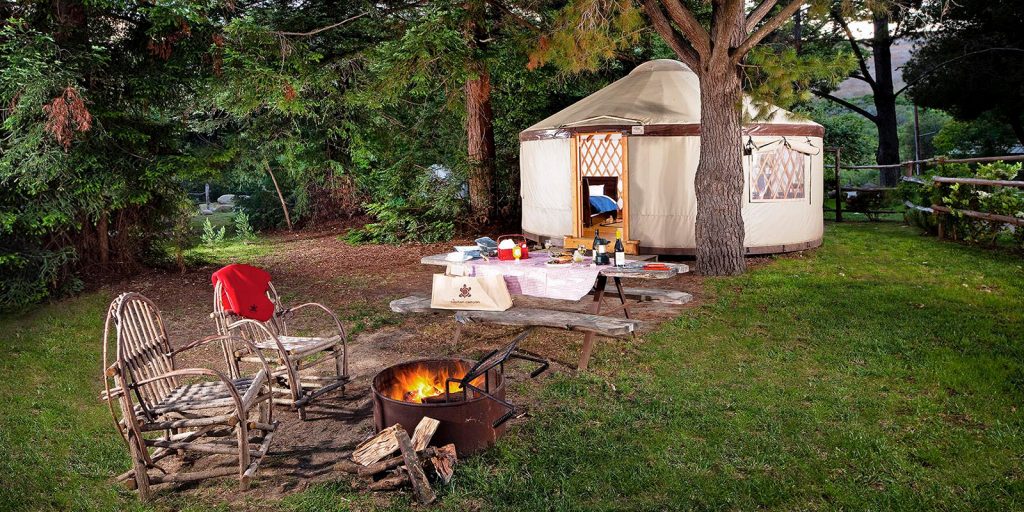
<box><xmin>833</xmin><ymin>148</ymin><xmax>842</xmax><ymax>222</ymax></box>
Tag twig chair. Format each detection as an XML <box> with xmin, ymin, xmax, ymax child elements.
<box><xmin>101</xmin><ymin>293</ymin><xmax>277</xmax><ymax>501</ymax></box>
<box><xmin>211</xmin><ymin>281</ymin><xmax>349</xmax><ymax>420</ymax></box>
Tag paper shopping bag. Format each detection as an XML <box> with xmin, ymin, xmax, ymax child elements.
<box><xmin>430</xmin><ymin>273</ymin><xmax>512</xmax><ymax>311</ymax></box>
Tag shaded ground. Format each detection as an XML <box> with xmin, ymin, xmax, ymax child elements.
<box><xmin>116</xmin><ymin>227</ymin><xmax>703</xmax><ymax>505</ymax></box>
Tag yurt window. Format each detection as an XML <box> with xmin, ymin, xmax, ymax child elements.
<box><xmin>750</xmin><ymin>146</ymin><xmax>807</xmax><ymax>202</ymax></box>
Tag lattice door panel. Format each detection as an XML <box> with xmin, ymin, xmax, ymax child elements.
<box><xmin>750</xmin><ymin>147</ymin><xmax>806</xmax><ymax>201</ymax></box>
<box><xmin>576</xmin><ymin>133</ymin><xmax>626</xmax><ymax>203</ymax></box>
<box><xmin>577</xmin><ymin>133</ymin><xmax>625</xmax><ymax>179</ymax></box>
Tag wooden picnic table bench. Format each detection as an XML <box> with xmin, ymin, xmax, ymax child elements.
<box><xmin>390</xmin><ymin>295</ymin><xmax>640</xmax><ymax>369</ymax></box>
<box><xmin>390</xmin><ymin>295</ymin><xmax>640</xmax><ymax>337</ymax></box>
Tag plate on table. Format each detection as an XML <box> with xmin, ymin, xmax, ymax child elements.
<box><xmin>546</xmin><ymin>255</ymin><xmax>573</xmax><ymax>266</ymax></box>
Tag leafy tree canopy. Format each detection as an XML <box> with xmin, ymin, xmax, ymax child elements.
<box><xmin>903</xmin><ymin>0</ymin><xmax>1024</xmax><ymax>145</ymax></box>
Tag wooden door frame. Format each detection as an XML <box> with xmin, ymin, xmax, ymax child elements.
<box><xmin>571</xmin><ymin>132</ymin><xmax>630</xmax><ymax>241</ymax></box>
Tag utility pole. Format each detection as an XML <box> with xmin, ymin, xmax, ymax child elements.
<box><xmin>913</xmin><ymin>105</ymin><xmax>922</xmax><ymax>175</ymax></box>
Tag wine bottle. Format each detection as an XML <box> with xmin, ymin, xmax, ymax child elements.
<box><xmin>592</xmin><ymin>229</ymin><xmax>601</xmax><ymax>259</ymax></box>
<box><xmin>614</xmin><ymin>228</ymin><xmax>625</xmax><ymax>267</ymax></box>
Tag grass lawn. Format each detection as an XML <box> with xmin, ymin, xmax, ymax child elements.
<box><xmin>2</xmin><ymin>222</ymin><xmax>1023</xmax><ymax>510</ymax></box>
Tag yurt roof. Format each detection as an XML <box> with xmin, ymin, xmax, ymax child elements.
<box><xmin>523</xmin><ymin>59</ymin><xmax>820</xmax><ymax>133</ymax></box>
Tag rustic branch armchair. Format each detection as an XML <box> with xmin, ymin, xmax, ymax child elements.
<box><xmin>101</xmin><ymin>293</ymin><xmax>277</xmax><ymax>501</ymax></box>
<box><xmin>211</xmin><ymin>281</ymin><xmax>349</xmax><ymax>420</ymax></box>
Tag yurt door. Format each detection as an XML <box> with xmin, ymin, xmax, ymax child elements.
<box><xmin>568</xmin><ymin>132</ymin><xmax>636</xmax><ymax>254</ymax></box>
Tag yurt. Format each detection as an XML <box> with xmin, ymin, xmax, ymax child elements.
<box><xmin>519</xmin><ymin>59</ymin><xmax>824</xmax><ymax>255</ymax></box>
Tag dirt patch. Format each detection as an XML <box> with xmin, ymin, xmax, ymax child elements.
<box><xmin>109</xmin><ymin>228</ymin><xmax>706</xmax><ymax>506</ymax></box>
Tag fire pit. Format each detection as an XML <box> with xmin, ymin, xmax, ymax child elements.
<box><xmin>370</xmin><ymin>337</ymin><xmax>547</xmax><ymax>456</ymax></box>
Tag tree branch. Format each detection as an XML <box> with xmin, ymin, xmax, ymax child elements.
<box><xmin>710</xmin><ymin>0</ymin><xmax>745</xmax><ymax>63</ymax></box>
<box><xmin>642</xmin><ymin>0</ymin><xmax>701</xmax><ymax>70</ymax></box>
<box><xmin>486</xmin><ymin>0</ymin><xmax>539</xmax><ymax>31</ymax></box>
<box><xmin>272</xmin><ymin>11</ymin><xmax>370</xmax><ymax>37</ymax></box>
<box><xmin>745</xmin><ymin>0</ymin><xmax>777</xmax><ymax>33</ymax></box>
<box><xmin>831</xmin><ymin>8</ymin><xmax>875</xmax><ymax>87</ymax></box>
<box><xmin>660</xmin><ymin>0</ymin><xmax>711</xmax><ymax>59</ymax></box>
<box><xmin>813</xmin><ymin>90</ymin><xmax>877</xmax><ymax>122</ymax></box>
<box><xmin>847</xmin><ymin>73</ymin><xmax>872</xmax><ymax>84</ymax></box>
<box><xmin>271</xmin><ymin>1</ymin><xmax>426</xmax><ymax>37</ymax></box>
<box><xmin>895</xmin><ymin>47</ymin><xmax>1024</xmax><ymax>97</ymax></box>
<box><xmin>732</xmin><ymin>0</ymin><xmax>803</xmax><ymax>63</ymax></box>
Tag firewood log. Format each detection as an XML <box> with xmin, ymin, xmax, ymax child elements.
<box><xmin>352</xmin><ymin>424</ymin><xmax>400</xmax><ymax>466</ymax></box>
<box><xmin>356</xmin><ymin>447</ymin><xmax>436</xmax><ymax>477</ymax></box>
<box><xmin>421</xmin><ymin>393</ymin><xmax>465</xmax><ymax>404</ymax></box>
<box><xmin>396</xmin><ymin>427</ymin><xmax>436</xmax><ymax>505</ymax></box>
<box><xmin>368</xmin><ymin>469</ymin><xmax>410</xmax><ymax>491</ymax></box>
<box><xmin>429</xmin><ymin>444</ymin><xmax>457</xmax><ymax>484</ymax></box>
<box><xmin>335</xmin><ymin>460</ymin><xmax>364</xmax><ymax>474</ymax></box>
<box><xmin>411</xmin><ymin>417</ymin><xmax>440</xmax><ymax>452</ymax></box>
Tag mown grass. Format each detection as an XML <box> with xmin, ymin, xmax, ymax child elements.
<box><xmin>1</xmin><ymin>222</ymin><xmax>1021</xmax><ymax>511</ymax></box>
<box><xmin>428</xmin><ymin>222</ymin><xmax>1024</xmax><ymax>511</ymax></box>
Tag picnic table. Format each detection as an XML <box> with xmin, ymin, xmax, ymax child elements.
<box><xmin>409</xmin><ymin>252</ymin><xmax>690</xmax><ymax>370</ymax></box>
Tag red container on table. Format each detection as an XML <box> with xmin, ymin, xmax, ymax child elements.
<box><xmin>497</xmin><ymin>234</ymin><xmax>530</xmax><ymax>260</ymax></box>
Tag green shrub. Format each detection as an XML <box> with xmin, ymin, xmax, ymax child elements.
<box><xmin>237</xmin><ymin>191</ymin><xmax>294</xmax><ymax>231</ymax></box>
<box><xmin>0</xmin><ymin>248</ymin><xmax>82</xmax><ymax>313</ymax></box>
<box><xmin>939</xmin><ymin>162</ymin><xmax>1024</xmax><ymax>246</ymax></box>
<box><xmin>343</xmin><ymin>167</ymin><xmax>465</xmax><ymax>245</ymax></box>
<box><xmin>901</xmin><ymin>161</ymin><xmax>1024</xmax><ymax>249</ymax></box>
<box><xmin>845</xmin><ymin>189</ymin><xmax>889</xmax><ymax>221</ymax></box>
<box><xmin>234</xmin><ymin>210</ymin><xmax>257</xmax><ymax>241</ymax></box>
<box><xmin>201</xmin><ymin>218</ymin><xmax>227</xmax><ymax>247</ymax></box>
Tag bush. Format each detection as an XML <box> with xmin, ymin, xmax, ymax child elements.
<box><xmin>237</xmin><ymin>191</ymin><xmax>294</xmax><ymax>231</ymax></box>
<box><xmin>201</xmin><ymin>218</ymin><xmax>227</xmax><ymax>247</ymax></box>
<box><xmin>844</xmin><ymin>189</ymin><xmax>890</xmax><ymax>221</ymax></box>
<box><xmin>901</xmin><ymin>161</ymin><xmax>1024</xmax><ymax>249</ymax></box>
<box><xmin>939</xmin><ymin>162</ymin><xmax>1024</xmax><ymax>246</ymax></box>
<box><xmin>0</xmin><ymin>248</ymin><xmax>82</xmax><ymax>313</ymax></box>
<box><xmin>234</xmin><ymin>210</ymin><xmax>257</xmax><ymax>241</ymax></box>
<box><xmin>343</xmin><ymin>166</ymin><xmax>465</xmax><ymax>245</ymax></box>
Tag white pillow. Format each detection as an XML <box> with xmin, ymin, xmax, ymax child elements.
<box><xmin>588</xmin><ymin>184</ymin><xmax>605</xmax><ymax>197</ymax></box>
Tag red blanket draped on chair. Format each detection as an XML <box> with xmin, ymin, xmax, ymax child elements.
<box><xmin>212</xmin><ymin>263</ymin><xmax>274</xmax><ymax>322</ymax></box>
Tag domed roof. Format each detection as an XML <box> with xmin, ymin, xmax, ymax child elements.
<box><xmin>523</xmin><ymin>59</ymin><xmax>818</xmax><ymax>132</ymax></box>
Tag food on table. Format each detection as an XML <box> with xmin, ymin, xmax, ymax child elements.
<box><xmin>548</xmin><ymin>254</ymin><xmax>573</xmax><ymax>265</ymax></box>
<box><xmin>643</xmin><ymin>263</ymin><xmax>670</xmax><ymax>271</ymax></box>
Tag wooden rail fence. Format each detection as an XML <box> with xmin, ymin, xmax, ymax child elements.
<box><xmin>926</xmin><ymin>176</ymin><xmax>1024</xmax><ymax>240</ymax></box>
<box><xmin>826</xmin><ymin>150</ymin><xmax>1024</xmax><ymax>224</ymax></box>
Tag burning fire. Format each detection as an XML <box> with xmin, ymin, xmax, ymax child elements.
<box><xmin>384</xmin><ymin>361</ymin><xmax>484</xmax><ymax>403</ymax></box>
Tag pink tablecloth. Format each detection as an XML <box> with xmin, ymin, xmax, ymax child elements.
<box><xmin>448</xmin><ymin>255</ymin><xmax>600</xmax><ymax>301</ymax></box>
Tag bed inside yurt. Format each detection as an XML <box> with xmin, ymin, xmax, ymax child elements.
<box><xmin>518</xmin><ymin>59</ymin><xmax>825</xmax><ymax>255</ymax></box>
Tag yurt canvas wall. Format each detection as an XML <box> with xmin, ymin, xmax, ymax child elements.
<box><xmin>519</xmin><ymin>59</ymin><xmax>825</xmax><ymax>255</ymax></box>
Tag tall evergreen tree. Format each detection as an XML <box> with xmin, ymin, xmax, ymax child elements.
<box><xmin>903</xmin><ymin>0</ymin><xmax>1024</xmax><ymax>147</ymax></box>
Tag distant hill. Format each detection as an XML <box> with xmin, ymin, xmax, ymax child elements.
<box><xmin>834</xmin><ymin>38</ymin><xmax>914</xmax><ymax>99</ymax></box>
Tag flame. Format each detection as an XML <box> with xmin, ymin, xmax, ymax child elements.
<box><xmin>384</xmin><ymin>361</ymin><xmax>484</xmax><ymax>403</ymax></box>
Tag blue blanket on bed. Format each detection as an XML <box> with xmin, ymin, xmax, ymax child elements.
<box><xmin>589</xmin><ymin>195</ymin><xmax>618</xmax><ymax>214</ymax></box>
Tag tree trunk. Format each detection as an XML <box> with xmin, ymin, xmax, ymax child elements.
<box><xmin>464</xmin><ymin>60</ymin><xmax>496</xmax><ymax>226</ymax></box>
<box><xmin>694</xmin><ymin>65</ymin><xmax>746</xmax><ymax>276</ymax></box>
<box><xmin>264</xmin><ymin>162</ymin><xmax>293</xmax><ymax>231</ymax></box>
<box><xmin>51</xmin><ymin>0</ymin><xmax>88</xmax><ymax>48</ymax></box>
<box><xmin>792</xmin><ymin>8</ymin><xmax>802</xmax><ymax>54</ymax></box>
<box><xmin>97</xmin><ymin>210</ymin><xmax>109</xmax><ymax>265</ymax></box>
<box><xmin>870</xmin><ymin>13</ymin><xmax>901</xmax><ymax>186</ymax></box>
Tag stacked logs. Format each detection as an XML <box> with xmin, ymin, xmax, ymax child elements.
<box><xmin>341</xmin><ymin>417</ymin><xmax>456</xmax><ymax>505</ymax></box>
